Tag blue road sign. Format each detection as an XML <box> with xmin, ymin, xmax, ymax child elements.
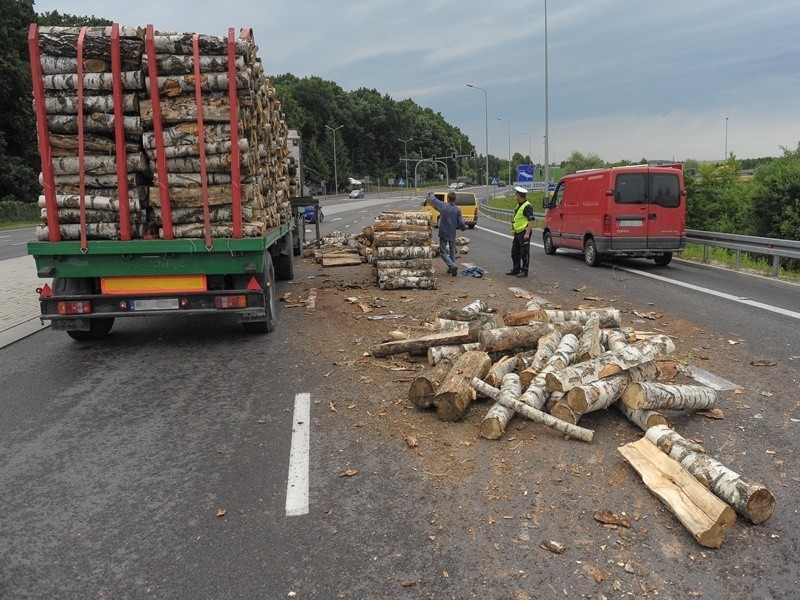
<box><xmin>398</xmin><ymin>178</ymin><xmax>406</xmax><ymax>186</ymax></box>
<box><xmin>518</xmin><ymin>165</ymin><xmax>534</xmax><ymax>181</ymax></box>
<box><xmin>490</xmin><ymin>177</ymin><xmax>499</xmax><ymax>185</ymax></box>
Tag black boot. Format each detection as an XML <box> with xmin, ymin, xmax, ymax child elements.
<box><xmin>516</xmin><ymin>270</ymin><xmax>528</xmax><ymax>277</ymax></box>
<box><xmin>505</xmin><ymin>269</ymin><xmax>519</xmax><ymax>276</ymax></box>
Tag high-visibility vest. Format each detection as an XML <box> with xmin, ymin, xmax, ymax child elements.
<box><xmin>512</xmin><ymin>200</ymin><xmax>532</xmax><ymax>233</ymax></box>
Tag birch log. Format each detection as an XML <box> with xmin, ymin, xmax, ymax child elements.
<box><xmin>621</xmin><ymin>382</ymin><xmax>718</xmax><ymax>412</ymax></box>
<box><xmin>475</xmin><ymin>374</ymin><xmax>522</xmax><ymax>439</ymax></box>
<box><xmin>479</xmin><ymin>322</ymin><xmax>555</xmax><ymax>353</ymax></box>
<box><xmin>484</xmin><ymin>355</ymin><xmax>518</xmax><ymax>388</ymax></box>
<box><xmin>409</xmin><ymin>362</ymin><xmax>452</xmax><ymax>409</ymax></box>
<box><xmin>619</xmin><ymin>437</ymin><xmax>736</xmax><ymax>548</ymax></box>
<box><xmin>615</xmin><ymin>401</ymin><xmax>671</xmax><ymax>431</ymax></box>
<box><xmin>577</xmin><ymin>313</ymin><xmax>602</xmax><ymax>361</ymax></box>
<box><xmin>375</xmin><ymin>246</ymin><xmax>436</xmax><ymax>260</ymax></box>
<box><xmin>545</xmin><ymin>334</ymin><xmax>676</xmax><ymax>393</ymax></box>
<box><xmin>372</xmin><ymin>326</ymin><xmax>480</xmax><ymax>358</ymax></box>
<box><xmin>433</xmin><ymin>351</ymin><xmax>492</xmax><ymax>422</ymax></box>
<box><xmin>566</xmin><ymin>361</ymin><xmax>660</xmax><ymax>414</ymax></box>
<box><xmin>380</xmin><ymin>276</ymin><xmax>437</xmax><ymax>290</ymax></box>
<box><xmin>645</xmin><ymin>425</ymin><xmax>776</xmax><ymax>524</ymax></box>
<box><xmin>518</xmin><ymin>331</ymin><xmax>562</xmax><ymax>387</ymax></box>
<box><xmin>493</xmin><ymin>391</ymin><xmax>594</xmax><ymax>443</ymax></box>
<box><xmin>428</xmin><ymin>345</ymin><xmax>466</xmax><ymax>366</ymax></box>
<box><xmin>535</xmin><ymin>307</ymin><xmax>621</xmax><ymax>328</ymax></box>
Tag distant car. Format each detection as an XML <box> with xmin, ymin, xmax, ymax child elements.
<box><xmin>349</xmin><ymin>189</ymin><xmax>364</xmax><ymax>199</ymax></box>
<box><xmin>455</xmin><ymin>182</ymin><xmax>465</xmax><ymax>189</ymax></box>
<box><xmin>448</xmin><ymin>182</ymin><xmax>459</xmax><ymax>190</ymax></box>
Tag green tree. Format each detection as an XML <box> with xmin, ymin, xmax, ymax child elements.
<box><xmin>746</xmin><ymin>143</ymin><xmax>800</xmax><ymax>241</ymax></box>
<box><xmin>560</xmin><ymin>151</ymin><xmax>605</xmax><ymax>175</ymax></box>
<box><xmin>0</xmin><ymin>0</ymin><xmax>38</xmax><ymax>202</ymax></box>
<box><xmin>685</xmin><ymin>155</ymin><xmax>750</xmax><ymax>232</ymax></box>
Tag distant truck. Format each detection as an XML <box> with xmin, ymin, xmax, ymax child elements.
<box><xmin>543</xmin><ymin>164</ymin><xmax>686</xmax><ymax>267</ymax></box>
<box><xmin>26</xmin><ymin>23</ymin><xmax>300</xmax><ymax>339</ymax></box>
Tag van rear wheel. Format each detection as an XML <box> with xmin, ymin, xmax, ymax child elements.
<box><xmin>654</xmin><ymin>252</ymin><xmax>673</xmax><ymax>266</ymax></box>
<box><xmin>584</xmin><ymin>238</ymin><xmax>602</xmax><ymax>267</ymax></box>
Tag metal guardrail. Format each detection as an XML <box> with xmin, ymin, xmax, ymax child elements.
<box><xmin>478</xmin><ymin>199</ymin><xmax>799</xmax><ymax>277</ymax></box>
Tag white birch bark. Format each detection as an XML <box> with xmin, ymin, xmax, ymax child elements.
<box><xmin>477</xmin><ymin>374</ymin><xmax>522</xmax><ymax>440</ymax></box>
<box><xmin>566</xmin><ymin>361</ymin><xmax>659</xmax><ymax>414</ymax></box>
<box><xmin>622</xmin><ymin>382</ymin><xmax>718</xmax><ymax>411</ymax></box>
<box><xmin>645</xmin><ymin>425</ymin><xmax>776</xmax><ymax>524</ymax></box>
<box><xmin>615</xmin><ymin>400</ymin><xmax>671</xmax><ymax>431</ymax></box>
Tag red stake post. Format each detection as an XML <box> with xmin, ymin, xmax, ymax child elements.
<box><xmin>192</xmin><ymin>34</ymin><xmax>213</xmax><ymax>249</ymax></box>
<box><xmin>110</xmin><ymin>23</ymin><xmax>132</xmax><ymax>241</ymax></box>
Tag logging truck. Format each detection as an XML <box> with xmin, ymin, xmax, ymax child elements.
<box><xmin>26</xmin><ymin>23</ymin><xmax>299</xmax><ymax>339</ymax></box>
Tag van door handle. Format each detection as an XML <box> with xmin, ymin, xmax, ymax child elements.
<box><xmin>648</xmin><ymin>213</ymin><xmax>657</xmax><ymax>220</ymax></box>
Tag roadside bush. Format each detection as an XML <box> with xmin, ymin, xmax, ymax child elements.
<box><xmin>0</xmin><ymin>200</ymin><xmax>39</xmax><ymax>223</ymax></box>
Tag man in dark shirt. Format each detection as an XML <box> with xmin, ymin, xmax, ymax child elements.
<box><xmin>425</xmin><ymin>191</ymin><xmax>466</xmax><ymax>276</ymax></box>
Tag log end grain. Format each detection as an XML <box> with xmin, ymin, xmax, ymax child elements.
<box><xmin>479</xmin><ymin>417</ymin><xmax>505</xmax><ymax>440</ymax></box>
<box><xmin>746</xmin><ymin>488</ymin><xmax>777</xmax><ymax>525</ymax></box>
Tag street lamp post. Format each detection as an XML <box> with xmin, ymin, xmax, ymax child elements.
<box><xmin>466</xmin><ymin>84</ymin><xmax>489</xmax><ymax>195</ymax></box>
<box><xmin>325</xmin><ymin>124</ymin><xmax>344</xmax><ymax>195</ymax></box>
<box><xmin>543</xmin><ymin>0</ymin><xmax>550</xmax><ymax>199</ymax></box>
<box><xmin>724</xmin><ymin>117</ymin><xmax>729</xmax><ymax>161</ymax></box>
<box><xmin>497</xmin><ymin>118</ymin><xmax>511</xmax><ymax>186</ymax></box>
<box><xmin>520</xmin><ymin>132</ymin><xmax>532</xmax><ymax>164</ymax></box>
<box><xmin>397</xmin><ymin>137</ymin><xmax>413</xmax><ymax>195</ymax></box>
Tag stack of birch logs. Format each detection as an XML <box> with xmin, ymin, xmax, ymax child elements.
<box><xmin>32</xmin><ymin>25</ymin><xmax>292</xmax><ymax>240</ymax></box>
<box><xmin>35</xmin><ymin>26</ymin><xmax>149</xmax><ymax>240</ymax></box>
<box><xmin>371</xmin><ymin>211</ymin><xmax>437</xmax><ymax>290</ymax></box>
<box><xmin>141</xmin><ymin>31</ymin><xmax>292</xmax><ymax>237</ymax></box>
<box><xmin>371</xmin><ymin>291</ymin><xmax>775</xmax><ymax>547</ymax></box>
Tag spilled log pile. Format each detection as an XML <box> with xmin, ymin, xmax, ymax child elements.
<box><xmin>32</xmin><ymin>25</ymin><xmax>293</xmax><ymax>240</ymax></box>
<box><xmin>369</xmin><ymin>290</ymin><xmax>775</xmax><ymax>546</ymax></box>
<box><xmin>370</xmin><ymin>211</ymin><xmax>437</xmax><ymax>290</ymax></box>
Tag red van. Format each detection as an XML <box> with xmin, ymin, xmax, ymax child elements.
<box><xmin>543</xmin><ymin>164</ymin><xmax>686</xmax><ymax>266</ymax></box>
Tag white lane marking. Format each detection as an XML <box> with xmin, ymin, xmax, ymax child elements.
<box><xmin>612</xmin><ymin>265</ymin><xmax>800</xmax><ymax>321</ymax></box>
<box><xmin>476</xmin><ymin>225</ymin><xmax>798</xmax><ymax>320</ymax></box>
<box><xmin>285</xmin><ymin>392</ymin><xmax>310</xmax><ymax>517</ymax></box>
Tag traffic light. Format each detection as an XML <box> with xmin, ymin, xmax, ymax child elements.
<box><xmin>451</xmin><ymin>151</ymin><xmax>457</xmax><ymax>160</ymax></box>
<box><xmin>470</xmin><ymin>150</ymin><xmax>476</xmax><ymax>158</ymax></box>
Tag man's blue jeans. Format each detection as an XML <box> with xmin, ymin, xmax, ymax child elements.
<box><xmin>439</xmin><ymin>238</ymin><xmax>457</xmax><ymax>269</ymax></box>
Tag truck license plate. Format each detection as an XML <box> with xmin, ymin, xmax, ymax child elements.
<box><xmin>130</xmin><ymin>298</ymin><xmax>180</xmax><ymax>311</ymax></box>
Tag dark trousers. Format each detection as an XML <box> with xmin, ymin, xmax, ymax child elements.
<box><xmin>511</xmin><ymin>231</ymin><xmax>531</xmax><ymax>273</ymax></box>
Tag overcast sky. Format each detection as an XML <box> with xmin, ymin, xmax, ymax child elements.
<box><xmin>35</xmin><ymin>0</ymin><xmax>800</xmax><ymax>163</ymax></box>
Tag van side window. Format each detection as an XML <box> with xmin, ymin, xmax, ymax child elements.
<box><xmin>615</xmin><ymin>174</ymin><xmax>646</xmax><ymax>204</ymax></box>
<box><xmin>651</xmin><ymin>174</ymin><xmax>681</xmax><ymax>208</ymax></box>
<box><xmin>551</xmin><ymin>184</ymin><xmax>564</xmax><ymax>208</ymax></box>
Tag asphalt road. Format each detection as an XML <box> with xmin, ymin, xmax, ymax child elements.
<box><xmin>0</xmin><ymin>227</ymin><xmax>36</xmax><ymax>261</ymax></box>
<box><xmin>1</xmin><ymin>193</ymin><xmax>799</xmax><ymax>598</ymax></box>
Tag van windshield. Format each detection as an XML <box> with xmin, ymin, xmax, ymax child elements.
<box><xmin>615</xmin><ymin>173</ymin><xmax>680</xmax><ymax>208</ymax></box>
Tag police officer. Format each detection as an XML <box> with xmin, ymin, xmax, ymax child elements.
<box><xmin>507</xmin><ymin>186</ymin><xmax>534</xmax><ymax>277</ymax></box>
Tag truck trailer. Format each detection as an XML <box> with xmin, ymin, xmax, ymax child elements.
<box><xmin>27</xmin><ymin>23</ymin><xmax>298</xmax><ymax>339</ymax></box>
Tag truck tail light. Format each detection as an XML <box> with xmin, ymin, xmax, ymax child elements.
<box><xmin>215</xmin><ymin>295</ymin><xmax>247</xmax><ymax>309</ymax></box>
<box><xmin>57</xmin><ymin>301</ymin><xmax>92</xmax><ymax>315</ymax></box>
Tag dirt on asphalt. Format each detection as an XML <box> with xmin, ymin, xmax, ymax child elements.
<box><xmin>279</xmin><ymin>251</ymin><xmax>798</xmax><ymax>599</ymax></box>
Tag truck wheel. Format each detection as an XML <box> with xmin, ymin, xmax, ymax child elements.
<box><xmin>654</xmin><ymin>252</ymin><xmax>673</xmax><ymax>266</ymax></box>
<box><xmin>242</xmin><ymin>252</ymin><xmax>276</xmax><ymax>334</ymax></box>
<box><xmin>543</xmin><ymin>231</ymin><xmax>557</xmax><ymax>255</ymax></box>
<box><xmin>584</xmin><ymin>238</ymin><xmax>602</xmax><ymax>267</ymax></box>
<box><xmin>274</xmin><ymin>231</ymin><xmax>295</xmax><ymax>280</ymax></box>
<box><xmin>66</xmin><ymin>318</ymin><xmax>115</xmax><ymax>341</ymax></box>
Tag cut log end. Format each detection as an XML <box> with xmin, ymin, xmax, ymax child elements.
<box><xmin>746</xmin><ymin>488</ymin><xmax>777</xmax><ymax>525</ymax></box>
<box><xmin>479</xmin><ymin>418</ymin><xmax>505</xmax><ymax>440</ymax></box>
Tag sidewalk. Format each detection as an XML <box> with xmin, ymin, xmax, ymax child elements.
<box><xmin>0</xmin><ymin>255</ymin><xmax>50</xmax><ymax>348</ymax></box>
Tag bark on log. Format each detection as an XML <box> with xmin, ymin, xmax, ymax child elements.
<box><xmin>376</xmin><ymin>210</ymin><xmax>431</xmax><ymax>221</ymax></box>
<box><xmin>37</xmin><ymin>222</ymin><xmax>140</xmax><ymax>241</ymax></box>
<box><xmin>603</xmin><ymin>329</ymin><xmax>629</xmax><ymax>351</ymax></box>
<box><xmin>545</xmin><ymin>334</ymin><xmax>676</xmax><ymax>393</ymax></box>
<box><xmin>484</xmin><ymin>355</ymin><xmax>518</xmax><ymax>388</ymax></box>
<box><xmin>375</xmin><ymin>245</ymin><xmax>436</xmax><ymax>260</ymax></box>
<box><xmin>502</xmin><ymin>310</ymin><xmax>541</xmax><ymax>326</ymax></box>
<box><xmin>566</xmin><ymin>361</ymin><xmax>660</xmax><ymax>414</ymax></box>
<box><xmin>376</xmin><ymin>267</ymin><xmax>435</xmax><ymax>278</ymax></box>
<box><xmin>577</xmin><ymin>312</ymin><xmax>602</xmax><ymax>362</ymax></box>
<box><xmin>153</xmin><ymin>172</ymin><xmax>233</xmax><ymax>187</ymax></box>
<box><xmin>489</xmin><ymin>387</ymin><xmax>594</xmax><ymax>443</ymax></box>
<box><xmin>142</xmin><ymin>53</ymin><xmax>246</xmax><ymax>75</ymax></box>
<box><xmin>148</xmin><ymin>33</ymin><xmax>251</xmax><ymax>57</ymax></box>
<box><xmin>438</xmin><ymin>299</ymin><xmax>488</xmax><ymax>321</ymax></box>
<box><xmin>379</xmin><ymin>276</ymin><xmax>437</xmax><ymax>290</ymax></box>
<box><xmin>43</xmin><ymin>93</ymin><xmax>139</xmax><ymax>115</ymax></box>
<box><xmin>142</xmin><ymin>123</ymin><xmax>238</xmax><ymax>148</ymax></box>
<box><xmin>619</xmin><ymin>437</ymin><xmax>736</xmax><ymax>548</ymax></box>
<box><xmin>372</xmin><ymin>220</ymin><xmax>430</xmax><ymax>232</ymax></box>
<box><xmin>433</xmin><ymin>351</ymin><xmax>492</xmax><ymax>422</ymax></box>
<box><xmin>164</xmin><ymin>223</ymin><xmax>263</xmax><ymax>238</ymax></box>
<box><xmin>373</xmin><ymin>231</ymin><xmax>432</xmax><ymax>246</ymax></box>
<box><xmin>48</xmin><ymin>132</ymin><xmax>140</xmax><ymax>155</ymax></box>
<box><xmin>46</xmin><ymin>114</ymin><xmax>142</xmax><ymax>136</ymax></box>
<box><xmin>645</xmin><ymin>425</ymin><xmax>775</xmax><ymax>524</ymax></box>
<box><xmin>375</xmin><ymin>259</ymin><xmax>437</xmax><ymax>270</ymax></box>
<box><xmin>615</xmin><ymin>401</ymin><xmax>671</xmax><ymax>431</ymax></box>
<box><xmin>372</xmin><ymin>325</ymin><xmax>481</xmax><ymax>358</ymax></box>
<box><xmin>622</xmin><ymin>383</ymin><xmax>718</xmax><ymax>412</ymax></box>
<box><xmin>37</xmin><ymin>33</ymin><xmax>144</xmax><ymax>62</ymax></box>
<box><xmin>518</xmin><ymin>331</ymin><xmax>562</xmax><ymax>388</ymax></box>
<box><xmin>409</xmin><ymin>362</ymin><xmax>452</xmax><ymax>409</ymax></box>
<box><xmin>476</xmin><ymin>374</ymin><xmax>522</xmax><ymax>439</ymax></box>
<box><xmin>535</xmin><ymin>308</ymin><xmax>621</xmax><ymax>328</ymax></box>
<box><xmin>42</xmin><ymin>71</ymin><xmax>144</xmax><ymax>91</ymax></box>
<box><xmin>144</xmin><ymin>139</ymin><xmax>250</xmax><ymax>160</ymax></box>
<box><xmin>140</xmin><ymin>95</ymin><xmax>236</xmax><ymax>126</ymax></box>
<box><xmin>38</xmin><ymin>194</ymin><xmax>141</xmax><ymax>212</ymax></box>
<box><xmin>50</xmin><ymin>152</ymin><xmax>148</xmax><ymax>176</ymax></box>
<box><xmin>479</xmin><ymin>322</ymin><xmax>556</xmax><ymax>354</ymax></box>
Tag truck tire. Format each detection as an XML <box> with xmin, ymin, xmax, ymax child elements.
<box><xmin>543</xmin><ymin>231</ymin><xmax>557</xmax><ymax>255</ymax></box>
<box><xmin>242</xmin><ymin>252</ymin><xmax>276</xmax><ymax>334</ymax></box>
<box><xmin>274</xmin><ymin>231</ymin><xmax>295</xmax><ymax>281</ymax></box>
<box><xmin>654</xmin><ymin>252</ymin><xmax>673</xmax><ymax>266</ymax></box>
<box><xmin>53</xmin><ymin>277</ymin><xmax>115</xmax><ymax>341</ymax></box>
<box><xmin>584</xmin><ymin>238</ymin><xmax>602</xmax><ymax>267</ymax></box>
